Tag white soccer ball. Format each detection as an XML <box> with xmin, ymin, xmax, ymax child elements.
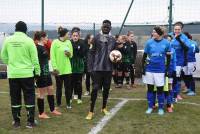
<box><xmin>109</xmin><ymin>50</ymin><xmax>122</xmax><ymax>63</ymax></box>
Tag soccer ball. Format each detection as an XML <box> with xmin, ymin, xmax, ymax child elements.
<box><xmin>109</xmin><ymin>50</ymin><xmax>122</xmax><ymax>63</ymax></box>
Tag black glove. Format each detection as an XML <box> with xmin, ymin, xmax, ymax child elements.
<box><xmin>175</xmin><ymin>35</ymin><xmax>182</xmax><ymax>43</ymax></box>
<box><xmin>193</xmin><ymin>66</ymin><xmax>196</xmax><ymax>72</ymax></box>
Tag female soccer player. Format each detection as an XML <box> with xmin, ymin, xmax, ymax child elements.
<box><xmin>34</xmin><ymin>31</ymin><xmax>61</xmax><ymax>119</ymax></box>
<box><xmin>50</xmin><ymin>27</ymin><xmax>73</xmax><ymax>109</ymax></box>
<box><xmin>84</xmin><ymin>34</ymin><xmax>94</xmax><ymax>96</ymax></box>
<box><xmin>142</xmin><ymin>26</ymin><xmax>171</xmax><ymax>115</ymax></box>
<box><xmin>70</xmin><ymin>27</ymin><xmax>87</xmax><ymax>104</ymax></box>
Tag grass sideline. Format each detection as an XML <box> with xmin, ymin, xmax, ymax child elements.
<box><xmin>0</xmin><ymin>79</ymin><xmax>200</xmax><ymax>134</ymax></box>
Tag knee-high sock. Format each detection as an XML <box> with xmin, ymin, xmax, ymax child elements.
<box><xmin>157</xmin><ymin>86</ymin><xmax>164</xmax><ymax>109</ymax></box>
<box><xmin>37</xmin><ymin>98</ymin><xmax>44</xmax><ymax>114</ymax></box>
<box><xmin>47</xmin><ymin>95</ymin><xmax>55</xmax><ymax>112</ymax></box>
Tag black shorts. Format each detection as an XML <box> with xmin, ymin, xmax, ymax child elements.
<box><xmin>122</xmin><ymin>63</ymin><xmax>131</xmax><ymax>72</ymax></box>
<box><xmin>36</xmin><ymin>75</ymin><xmax>52</xmax><ymax>88</ymax></box>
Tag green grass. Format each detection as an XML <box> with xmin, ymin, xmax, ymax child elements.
<box><xmin>0</xmin><ymin>79</ymin><xmax>200</xmax><ymax>134</ymax></box>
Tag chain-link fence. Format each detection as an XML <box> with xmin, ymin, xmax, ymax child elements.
<box><xmin>1</xmin><ymin>0</ymin><xmax>200</xmax><ymax>78</ymax></box>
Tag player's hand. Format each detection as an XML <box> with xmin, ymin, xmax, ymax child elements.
<box><xmin>52</xmin><ymin>69</ymin><xmax>59</xmax><ymax>76</ymax></box>
<box><xmin>64</xmin><ymin>51</ymin><xmax>71</xmax><ymax>57</ymax></box>
<box><xmin>175</xmin><ymin>34</ymin><xmax>182</xmax><ymax>42</ymax></box>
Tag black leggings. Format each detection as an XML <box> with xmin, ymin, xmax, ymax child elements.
<box><xmin>90</xmin><ymin>71</ymin><xmax>112</xmax><ymax>112</ymax></box>
<box><xmin>55</xmin><ymin>74</ymin><xmax>71</xmax><ymax>106</ymax></box>
<box><xmin>71</xmin><ymin>73</ymin><xmax>83</xmax><ymax>99</ymax></box>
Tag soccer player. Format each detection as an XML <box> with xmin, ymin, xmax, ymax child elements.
<box><xmin>142</xmin><ymin>26</ymin><xmax>171</xmax><ymax>115</ymax></box>
<box><xmin>84</xmin><ymin>34</ymin><xmax>94</xmax><ymax>96</ymax></box>
<box><xmin>86</xmin><ymin>20</ymin><xmax>116</xmax><ymax>120</ymax></box>
<box><xmin>115</xmin><ymin>35</ymin><xmax>125</xmax><ymax>88</ymax></box>
<box><xmin>1</xmin><ymin>21</ymin><xmax>40</xmax><ymax>128</ymax></box>
<box><xmin>170</xmin><ymin>22</ymin><xmax>190</xmax><ymax>101</ymax></box>
<box><xmin>34</xmin><ymin>31</ymin><xmax>61</xmax><ymax>119</ymax></box>
<box><xmin>126</xmin><ymin>31</ymin><xmax>137</xmax><ymax>88</ymax></box>
<box><xmin>70</xmin><ymin>27</ymin><xmax>87</xmax><ymax>104</ymax></box>
<box><xmin>50</xmin><ymin>27</ymin><xmax>73</xmax><ymax>109</ymax></box>
<box><xmin>164</xmin><ymin>35</ymin><xmax>176</xmax><ymax>112</ymax></box>
<box><xmin>182</xmin><ymin>32</ymin><xmax>199</xmax><ymax>96</ymax></box>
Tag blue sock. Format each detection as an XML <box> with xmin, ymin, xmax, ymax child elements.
<box><xmin>147</xmin><ymin>91</ymin><xmax>154</xmax><ymax>108</ymax></box>
<box><xmin>176</xmin><ymin>80</ymin><xmax>181</xmax><ymax>96</ymax></box>
<box><xmin>157</xmin><ymin>93</ymin><xmax>164</xmax><ymax>109</ymax></box>
<box><xmin>167</xmin><ymin>90</ymin><xmax>172</xmax><ymax>105</ymax></box>
<box><xmin>169</xmin><ymin>90</ymin><xmax>174</xmax><ymax>104</ymax></box>
<box><xmin>153</xmin><ymin>91</ymin><xmax>157</xmax><ymax>106</ymax></box>
<box><xmin>190</xmin><ymin>77</ymin><xmax>195</xmax><ymax>92</ymax></box>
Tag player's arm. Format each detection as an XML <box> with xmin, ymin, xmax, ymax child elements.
<box><xmin>175</xmin><ymin>34</ymin><xmax>189</xmax><ymax>51</ymax></box>
<box><xmin>142</xmin><ymin>52</ymin><xmax>147</xmax><ymax>75</ymax></box>
<box><xmin>29</xmin><ymin>40</ymin><xmax>41</xmax><ymax>76</ymax></box>
<box><xmin>1</xmin><ymin>39</ymin><xmax>8</xmax><ymax>64</ymax></box>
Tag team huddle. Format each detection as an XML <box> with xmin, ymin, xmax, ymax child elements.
<box><xmin>0</xmin><ymin>20</ymin><xmax>199</xmax><ymax>128</ymax></box>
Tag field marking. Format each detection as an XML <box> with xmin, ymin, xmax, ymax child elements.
<box><xmin>0</xmin><ymin>91</ymin><xmax>200</xmax><ymax>107</ymax></box>
<box><xmin>88</xmin><ymin>99</ymin><xmax>128</xmax><ymax>134</ymax></box>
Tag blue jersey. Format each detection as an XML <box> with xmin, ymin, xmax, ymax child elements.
<box><xmin>187</xmin><ymin>40</ymin><xmax>199</xmax><ymax>62</ymax></box>
<box><xmin>144</xmin><ymin>38</ymin><xmax>170</xmax><ymax>73</ymax></box>
<box><xmin>170</xmin><ymin>33</ymin><xmax>191</xmax><ymax>66</ymax></box>
<box><xmin>169</xmin><ymin>47</ymin><xmax>176</xmax><ymax>73</ymax></box>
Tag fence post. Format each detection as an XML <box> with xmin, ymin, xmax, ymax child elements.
<box><xmin>93</xmin><ymin>23</ymin><xmax>96</xmax><ymax>36</ymax></box>
<box><xmin>41</xmin><ymin>0</ymin><xmax>44</xmax><ymax>31</ymax></box>
<box><xmin>168</xmin><ymin>0</ymin><xmax>173</xmax><ymax>33</ymax></box>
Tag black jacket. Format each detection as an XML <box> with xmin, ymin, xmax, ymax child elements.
<box><xmin>89</xmin><ymin>33</ymin><xmax>116</xmax><ymax>72</ymax></box>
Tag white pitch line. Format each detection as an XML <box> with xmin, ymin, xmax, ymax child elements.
<box><xmin>88</xmin><ymin>99</ymin><xmax>128</xmax><ymax>134</ymax></box>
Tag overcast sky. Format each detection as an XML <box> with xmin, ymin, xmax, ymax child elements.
<box><xmin>0</xmin><ymin>0</ymin><xmax>200</xmax><ymax>24</ymax></box>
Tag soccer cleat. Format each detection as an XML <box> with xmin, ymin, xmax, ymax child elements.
<box><xmin>145</xmin><ymin>108</ymin><xmax>153</xmax><ymax>114</ymax></box>
<box><xmin>101</xmin><ymin>108</ymin><xmax>111</xmax><ymax>115</ymax></box>
<box><xmin>12</xmin><ymin>121</ymin><xmax>20</xmax><ymax>129</ymax></box>
<box><xmin>77</xmin><ymin>99</ymin><xmax>83</xmax><ymax>104</ymax></box>
<box><xmin>177</xmin><ymin>95</ymin><xmax>183</xmax><ymax>100</ymax></box>
<box><xmin>51</xmin><ymin>109</ymin><xmax>62</xmax><ymax>115</ymax></box>
<box><xmin>66</xmin><ymin>105</ymin><xmax>72</xmax><ymax>109</ymax></box>
<box><xmin>84</xmin><ymin>91</ymin><xmax>90</xmax><ymax>96</ymax></box>
<box><xmin>182</xmin><ymin>88</ymin><xmax>191</xmax><ymax>94</ymax></box>
<box><xmin>158</xmin><ymin>109</ymin><xmax>164</xmax><ymax>115</ymax></box>
<box><xmin>115</xmin><ymin>84</ymin><xmax>122</xmax><ymax>88</ymax></box>
<box><xmin>26</xmin><ymin>122</ymin><xmax>37</xmax><ymax>129</ymax></box>
<box><xmin>167</xmin><ymin>107</ymin><xmax>173</xmax><ymax>113</ymax></box>
<box><xmin>86</xmin><ymin>112</ymin><xmax>94</xmax><ymax>120</ymax></box>
<box><xmin>126</xmin><ymin>84</ymin><xmax>131</xmax><ymax>90</ymax></box>
<box><xmin>187</xmin><ymin>91</ymin><xmax>196</xmax><ymax>96</ymax></box>
<box><xmin>38</xmin><ymin>112</ymin><xmax>50</xmax><ymax>119</ymax></box>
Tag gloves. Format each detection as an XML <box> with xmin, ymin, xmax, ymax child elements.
<box><xmin>175</xmin><ymin>34</ymin><xmax>182</xmax><ymax>43</ymax></box>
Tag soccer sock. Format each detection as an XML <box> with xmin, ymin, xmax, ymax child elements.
<box><xmin>11</xmin><ymin>106</ymin><xmax>21</xmax><ymax>122</ymax></box>
<box><xmin>26</xmin><ymin>106</ymin><xmax>35</xmax><ymax>123</ymax></box>
<box><xmin>183</xmin><ymin>75</ymin><xmax>190</xmax><ymax>89</ymax></box>
<box><xmin>47</xmin><ymin>95</ymin><xmax>55</xmax><ymax>112</ymax></box>
<box><xmin>157</xmin><ymin>86</ymin><xmax>164</xmax><ymax>109</ymax></box>
<box><xmin>147</xmin><ymin>84</ymin><xmax>154</xmax><ymax>108</ymax></box>
<box><xmin>112</xmin><ymin>74</ymin><xmax>117</xmax><ymax>84</ymax></box>
<box><xmin>190</xmin><ymin>76</ymin><xmax>195</xmax><ymax>92</ymax></box>
<box><xmin>37</xmin><ymin>98</ymin><xmax>44</xmax><ymax>114</ymax></box>
<box><xmin>153</xmin><ymin>91</ymin><xmax>157</xmax><ymax>106</ymax></box>
<box><xmin>117</xmin><ymin>76</ymin><xmax>123</xmax><ymax>85</ymax></box>
<box><xmin>176</xmin><ymin>78</ymin><xmax>181</xmax><ymax>95</ymax></box>
<box><xmin>125</xmin><ymin>76</ymin><xmax>130</xmax><ymax>85</ymax></box>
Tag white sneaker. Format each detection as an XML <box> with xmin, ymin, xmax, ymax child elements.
<box><xmin>84</xmin><ymin>91</ymin><xmax>90</xmax><ymax>96</ymax></box>
<box><xmin>73</xmin><ymin>95</ymin><xmax>78</xmax><ymax>100</ymax></box>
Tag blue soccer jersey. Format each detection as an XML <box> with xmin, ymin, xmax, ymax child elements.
<box><xmin>144</xmin><ymin>38</ymin><xmax>170</xmax><ymax>73</ymax></box>
<box><xmin>187</xmin><ymin>40</ymin><xmax>199</xmax><ymax>62</ymax></box>
<box><xmin>170</xmin><ymin>33</ymin><xmax>191</xmax><ymax>66</ymax></box>
<box><xmin>169</xmin><ymin>47</ymin><xmax>176</xmax><ymax>73</ymax></box>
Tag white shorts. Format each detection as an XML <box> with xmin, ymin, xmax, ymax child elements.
<box><xmin>183</xmin><ymin>62</ymin><xmax>196</xmax><ymax>75</ymax></box>
<box><xmin>176</xmin><ymin>66</ymin><xmax>183</xmax><ymax>77</ymax></box>
<box><xmin>143</xmin><ymin>72</ymin><xmax>165</xmax><ymax>87</ymax></box>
